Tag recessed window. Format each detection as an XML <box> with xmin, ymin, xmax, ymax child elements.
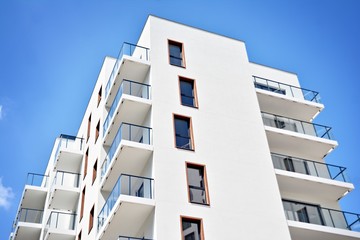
<box><xmin>92</xmin><ymin>159</ymin><xmax>97</xmax><ymax>184</ymax></box>
<box><xmin>84</xmin><ymin>148</ymin><xmax>89</xmax><ymax>178</ymax></box>
<box><xmin>174</xmin><ymin>115</ymin><xmax>194</xmax><ymax>150</ymax></box>
<box><xmin>181</xmin><ymin>217</ymin><xmax>204</xmax><ymax>240</ymax></box>
<box><xmin>89</xmin><ymin>204</ymin><xmax>94</xmax><ymax>233</ymax></box>
<box><xmin>87</xmin><ymin>114</ymin><xmax>92</xmax><ymax>142</ymax></box>
<box><xmin>186</xmin><ymin>163</ymin><xmax>209</xmax><ymax>205</ymax></box>
<box><xmin>169</xmin><ymin>40</ymin><xmax>185</xmax><ymax>67</ymax></box>
<box><xmin>80</xmin><ymin>187</ymin><xmax>85</xmax><ymax>220</ymax></box>
<box><xmin>179</xmin><ymin>77</ymin><xmax>198</xmax><ymax>108</ymax></box>
<box><xmin>97</xmin><ymin>86</ymin><xmax>102</xmax><ymax>106</ymax></box>
<box><xmin>78</xmin><ymin>230</ymin><xmax>82</xmax><ymax>240</ymax></box>
<box><xmin>95</xmin><ymin>120</ymin><xmax>100</xmax><ymax>143</ymax></box>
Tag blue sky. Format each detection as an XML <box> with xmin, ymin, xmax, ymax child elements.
<box><xmin>1</xmin><ymin>0</ymin><xmax>360</xmax><ymax>237</ymax></box>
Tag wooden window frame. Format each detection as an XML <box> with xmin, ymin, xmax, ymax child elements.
<box><xmin>173</xmin><ymin>114</ymin><xmax>195</xmax><ymax>151</ymax></box>
<box><xmin>185</xmin><ymin>162</ymin><xmax>210</xmax><ymax>205</ymax></box>
<box><xmin>178</xmin><ymin>76</ymin><xmax>199</xmax><ymax>108</ymax></box>
<box><xmin>80</xmin><ymin>187</ymin><xmax>85</xmax><ymax>221</ymax></box>
<box><xmin>180</xmin><ymin>216</ymin><xmax>205</xmax><ymax>240</ymax></box>
<box><xmin>89</xmin><ymin>204</ymin><xmax>94</xmax><ymax>233</ymax></box>
<box><xmin>92</xmin><ymin>159</ymin><xmax>97</xmax><ymax>185</ymax></box>
<box><xmin>84</xmin><ymin>148</ymin><xmax>89</xmax><ymax>178</ymax></box>
<box><xmin>168</xmin><ymin>39</ymin><xmax>186</xmax><ymax>68</ymax></box>
<box><xmin>95</xmin><ymin>120</ymin><xmax>100</xmax><ymax>143</ymax></box>
<box><xmin>87</xmin><ymin>114</ymin><xmax>92</xmax><ymax>142</ymax></box>
<box><xmin>97</xmin><ymin>86</ymin><xmax>102</xmax><ymax>107</ymax></box>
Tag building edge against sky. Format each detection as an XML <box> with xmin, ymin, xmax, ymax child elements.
<box><xmin>9</xmin><ymin>15</ymin><xmax>360</xmax><ymax>240</ymax></box>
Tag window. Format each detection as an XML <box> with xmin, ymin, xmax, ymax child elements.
<box><xmin>84</xmin><ymin>148</ymin><xmax>89</xmax><ymax>178</ymax></box>
<box><xmin>169</xmin><ymin>40</ymin><xmax>185</xmax><ymax>67</ymax></box>
<box><xmin>174</xmin><ymin>115</ymin><xmax>194</xmax><ymax>150</ymax></box>
<box><xmin>95</xmin><ymin>120</ymin><xmax>100</xmax><ymax>143</ymax></box>
<box><xmin>97</xmin><ymin>86</ymin><xmax>102</xmax><ymax>106</ymax></box>
<box><xmin>181</xmin><ymin>217</ymin><xmax>204</xmax><ymax>240</ymax></box>
<box><xmin>87</xmin><ymin>114</ymin><xmax>92</xmax><ymax>142</ymax></box>
<box><xmin>186</xmin><ymin>163</ymin><xmax>209</xmax><ymax>205</ymax></box>
<box><xmin>89</xmin><ymin>204</ymin><xmax>94</xmax><ymax>233</ymax></box>
<box><xmin>92</xmin><ymin>159</ymin><xmax>97</xmax><ymax>184</ymax></box>
<box><xmin>80</xmin><ymin>187</ymin><xmax>85</xmax><ymax>220</ymax></box>
<box><xmin>179</xmin><ymin>77</ymin><xmax>198</xmax><ymax>108</ymax></box>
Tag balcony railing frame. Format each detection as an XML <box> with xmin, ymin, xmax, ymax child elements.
<box><xmin>253</xmin><ymin>76</ymin><xmax>321</xmax><ymax>103</ymax></box>
<box><xmin>45</xmin><ymin>211</ymin><xmax>77</xmax><ymax>231</ymax></box>
<box><xmin>53</xmin><ymin>134</ymin><xmax>84</xmax><ymax>164</ymax></box>
<box><xmin>271</xmin><ymin>153</ymin><xmax>348</xmax><ymax>182</ymax></box>
<box><xmin>261</xmin><ymin>112</ymin><xmax>333</xmax><ymax>140</ymax></box>
<box><xmin>105</xmin><ymin>42</ymin><xmax>150</xmax><ymax>99</ymax></box>
<box><xmin>26</xmin><ymin>172</ymin><xmax>49</xmax><ymax>187</ymax></box>
<box><xmin>13</xmin><ymin>208</ymin><xmax>43</xmax><ymax>232</ymax></box>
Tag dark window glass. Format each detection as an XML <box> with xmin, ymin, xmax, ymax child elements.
<box><xmin>180</xmin><ymin>78</ymin><xmax>196</xmax><ymax>107</ymax></box>
<box><xmin>169</xmin><ymin>41</ymin><xmax>184</xmax><ymax>67</ymax></box>
<box><xmin>174</xmin><ymin>116</ymin><xmax>193</xmax><ymax>150</ymax></box>
<box><xmin>187</xmin><ymin>164</ymin><xmax>208</xmax><ymax>204</ymax></box>
<box><xmin>182</xmin><ymin>218</ymin><xmax>202</xmax><ymax>240</ymax></box>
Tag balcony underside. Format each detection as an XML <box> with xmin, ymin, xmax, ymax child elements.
<box><xmin>13</xmin><ymin>222</ymin><xmax>42</xmax><ymax>240</ymax></box>
<box><xmin>103</xmin><ymin>95</ymin><xmax>152</xmax><ymax>146</ymax></box>
<box><xmin>20</xmin><ymin>186</ymin><xmax>47</xmax><ymax>209</ymax></box>
<box><xmin>288</xmin><ymin>220</ymin><xmax>360</xmax><ymax>240</ymax></box>
<box><xmin>48</xmin><ymin>187</ymin><xmax>80</xmax><ymax>211</ymax></box>
<box><xmin>98</xmin><ymin>195</ymin><xmax>155</xmax><ymax>240</ymax></box>
<box><xmin>275</xmin><ymin>169</ymin><xmax>354</xmax><ymax>201</ymax></box>
<box><xmin>106</xmin><ymin>56</ymin><xmax>150</xmax><ymax>108</ymax></box>
<box><xmin>44</xmin><ymin>229</ymin><xmax>76</xmax><ymax>240</ymax></box>
<box><xmin>101</xmin><ymin>141</ymin><xmax>153</xmax><ymax>192</ymax></box>
<box><xmin>54</xmin><ymin>150</ymin><xmax>83</xmax><ymax>173</ymax></box>
<box><xmin>256</xmin><ymin>89</ymin><xmax>323</xmax><ymax>121</ymax></box>
<box><xmin>265</xmin><ymin>126</ymin><xmax>338</xmax><ymax>160</ymax></box>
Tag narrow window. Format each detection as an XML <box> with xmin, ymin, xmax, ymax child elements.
<box><xmin>80</xmin><ymin>187</ymin><xmax>85</xmax><ymax>220</ymax></box>
<box><xmin>174</xmin><ymin>115</ymin><xmax>194</xmax><ymax>150</ymax></box>
<box><xmin>186</xmin><ymin>163</ymin><xmax>209</xmax><ymax>205</ymax></box>
<box><xmin>78</xmin><ymin>231</ymin><xmax>82</xmax><ymax>240</ymax></box>
<box><xmin>87</xmin><ymin>114</ymin><xmax>92</xmax><ymax>142</ymax></box>
<box><xmin>169</xmin><ymin>40</ymin><xmax>185</xmax><ymax>67</ymax></box>
<box><xmin>97</xmin><ymin>86</ymin><xmax>102</xmax><ymax>107</ymax></box>
<box><xmin>89</xmin><ymin>204</ymin><xmax>94</xmax><ymax>233</ymax></box>
<box><xmin>95</xmin><ymin>120</ymin><xmax>100</xmax><ymax>143</ymax></box>
<box><xmin>92</xmin><ymin>159</ymin><xmax>97</xmax><ymax>184</ymax></box>
<box><xmin>181</xmin><ymin>217</ymin><xmax>204</xmax><ymax>240</ymax></box>
<box><xmin>84</xmin><ymin>148</ymin><xmax>89</xmax><ymax>178</ymax></box>
<box><xmin>179</xmin><ymin>77</ymin><xmax>198</xmax><ymax>108</ymax></box>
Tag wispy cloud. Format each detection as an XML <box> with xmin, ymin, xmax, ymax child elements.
<box><xmin>0</xmin><ymin>105</ymin><xmax>2</xmax><ymax>120</ymax></box>
<box><xmin>0</xmin><ymin>177</ymin><xmax>14</xmax><ymax>210</ymax></box>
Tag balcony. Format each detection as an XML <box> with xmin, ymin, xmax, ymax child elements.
<box><xmin>283</xmin><ymin>200</ymin><xmax>360</xmax><ymax>240</ymax></box>
<box><xmin>104</xmin><ymin>42</ymin><xmax>150</xmax><ymax>108</ymax></box>
<box><xmin>19</xmin><ymin>173</ymin><xmax>48</xmax><ymax>212</ymax></box>
<box><xmin>103</xmin><ymin>79</ymin><xmax>152</xmax><ymax>146</ymax></box>
<box><xmin>48</xmin><ymin>171</ymin><xmax>80</xmax><ymax>211</ymax></box>
<box><xmin>262</xmin><ymin>112</ymin><xmax>337</xmax><ymax>159</ymax></box>
<box><xmin>11</xmin><ymin>208</ymin><xmax>43</xmax><ymax>240</ymax></box>
<box><xmin>100</xmin><ymin>123</ymin><xmax>153</xmax><ymax>191</ymax></box>
<box><xmin>53</xmin><ymin>134</ymin><xmax>84</xmax><ymax>173</ymax></box>
<box><xmin>97</xmin><ymin>174</ymin><xmax>155</xmax><ymax>240</ymax></box>
<box><xmin>272</xmin><ymin>153</ymin><xmax>354</xmax><ymax>200</ymax></box>
<box><xmin>253</xmin><ymin>76</ymin><xmax>324</xmax><ymax>121</ymax></box>
<box><xmin>43</xmin><ymin>211</ymin><xmax>76</xmax><ymax>240</ymax></box>
<box><xmin>118</xmin><ymin>237</ymin><xmax>153</xmax><ymax>240</ymax></box>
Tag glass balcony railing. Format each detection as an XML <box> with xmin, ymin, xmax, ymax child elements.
<box><xmin>45</xmin><ymin>211</ymin><xmax>76</xmax><ymax>233</ymax></box>
<box><xmin>98</xmin><ymin>174</ymin><xmax>154</xmax><ymax>231</ymax></box>
<box><xmin>53</xmin><ymin>134</ymin><xmax>84</xmax><ymax>164</ymax></box>
<box><xmin>26</xmin><ymin>173</ymin><xmax>48</xmax><ymax>188</ymax></box>
<box><xmin>14</xmin><ymin>208</ymin><xmax>43</xmax><ymax>227</ymax></box>
<box><xmin>103</xmin><ymin>80</ymin><xmax>151</xmax><ymax>137</ymax></box>
<box><xmin>271</xmin><ymin>153</ymin><xmax>349</xmax><ymax>182</ymax></box>
<box><xmin>253</xmin><ymin>76</ymin><xmax>321</xmax><ymax>103</ymax></box>
<box><xmin>51</xmin><ymin>171</ymin><xmax>80</xmax><ymax>188</ymax></box>
<box><xmin>101</xmin><ymin>123</ymin><xmax>152</xmax><ymax>179</ymax></box>
<box><xmin>119</xmin><ymin>236</ymin><xmax>153</xmax><ymax>240</ymax></box>
<box><xmin>105</xmin><ymin>43</ymin><xmax>150</xmax><ymax>99</ymax></box>
<box><xmin>283</xmin><ymin>200</ymin><xmax>360</xmax><ymax>231</ymax></box>
<box><xmin>261</xmin><ymin>112</ymin><xmax>333</xmax><ymax>140</ymax></box>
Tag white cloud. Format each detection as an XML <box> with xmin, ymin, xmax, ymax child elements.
<box><xmin>0</xmin><ymin>177</ymin><xmax>14</xmax><ymax>210</ymax></box>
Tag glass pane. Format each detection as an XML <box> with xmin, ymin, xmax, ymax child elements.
<box><xmin>175</xmin><ymin>118</ymin><xmax>190</xmax><ymax>137</ymax></box>
<box><xmin>182</xmin><ymin>219</ymin><xmax>201</xmax><ymax>240</ymax></box>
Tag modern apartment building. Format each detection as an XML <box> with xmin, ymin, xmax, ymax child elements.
<box><xmin>9</xmin><ymin>15</ymin><xmax>360</xmax><ymax>240</ymax></box>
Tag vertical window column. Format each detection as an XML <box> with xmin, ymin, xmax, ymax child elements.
<box><xmin>169</xmin><ymin>40</ymin><xmax>185</xmax><ymax>67</ymax></box>
<box><xmin>179</xmin><ymin>77</ymin><xmax>198</xmax><ymax>108</ymax></box>
<box><xmin>186</xmin><ymin>163</ymin><xmax>210</xmax><ymax>205</ymax></box>
<box><xmin>174</xmin><ymin>115</ymin><xmax>194</xmax><ymax>150</ymax></box>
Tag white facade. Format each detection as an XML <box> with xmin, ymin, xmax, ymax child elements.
<box><xmin>9</xmin><ymin>15</ymin><xmax>360</xmax><ymax>240</ymax></box>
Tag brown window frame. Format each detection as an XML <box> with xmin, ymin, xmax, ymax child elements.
<box><xmin>89</xmin><ymin>204</ymin><xmax>94</xmax><ymax>233</ymax></box>
<box><xmin>97</xmin><ymin>86</ymin><xmax>102</xmax><ymax>107</ymax></box>
<box><xmin>185</xmin><ymin>162</ymin><xmax>210</xmax><ymax>205</ymax></box>
<box><xmin>180</xmin><ymin>216</ymin><xmax>205</xmax><ymax>240</ymax></box>
<box><xmin>92</xmin><ymin>159</ymin><xmax>97</xmax><ymax>185</ymax></box>
<box><xmin>168</xmin><ymin>40</ymin><xmax>186</xmax><ymax>68</ymax></box>
<box><xmin>87</xmin><ymin>114</ymin><xmax>92</xmax><ymax>142</ymax></box>
<box><xmin>178</xmin><ymin>76</ymin><xmax>198</xmax><ymax>108</ymax></box>
<box><xmin>80</xmin><ymin>187</ymin><xmax>85</xmax><ymax>221</ymax></box>
<box><xmin>95</xmin><ymin>120</ymin><xmax>100</xmax><ymax>143</ymax></box>
<box><xmin>173</xmin><ymin>114</ymin><xmax>195</xmax><ymax>151</ymax></box>
<box><xmin>84</xmin><ymin>148</ymin><xmax>89</xmax><ymax>178</ymax></box>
